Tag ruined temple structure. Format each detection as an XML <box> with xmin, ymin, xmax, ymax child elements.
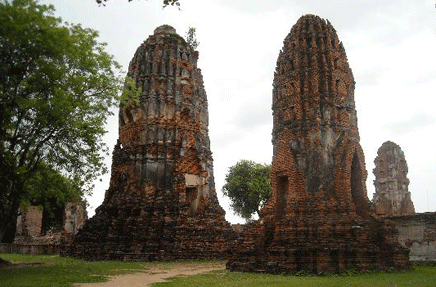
<box><xmin>372</xmin><ymin>141</ymin><xmax>415</xmax><ymax>216</ymax></box>
<box><xmin>62</xmin><ymin>202</ymin><xmax>88</xmax><ymax>244</ymax></box>
<box><xmin>13</xmin><ymin>206</ymin><xmax>43</xmax><ymax>244</ymax></box>
<box><xmin>227</xmin><ymin>15</ymin><xmax>411</xmax><ymax>274</ymax></box>
<box><xmin>68</xmin><ymin>25</ymin><xmax>236</xmax><ymax>261</ymax></box>
<box><xmin>387</xmin><ymin>212</ymin><xmax>436</xmax><ymax>263</ymax></box>
<box><xmin>13</xmin><ymin>203</ymin><xmax>87</xmax><ymax>246</ymax></box>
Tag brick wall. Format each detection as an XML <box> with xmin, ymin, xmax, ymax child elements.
<box><xmin>388</xmin><ymin>212</ymin><xmax>436</xmax><ymax>263</ymax></box>
<box><xmin>14</xmin><ymin>206</ymin><xmax>42</xmax><ymax>243</ymax></box>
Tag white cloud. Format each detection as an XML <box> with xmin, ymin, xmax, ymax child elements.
<box><xmin>385</xmin><ymin>113</ymin><xmax>436</xmax><ymax>136</ymax></box>
<box><xmin>42</xmin><ymin>0</ymin><xmax>436</xmax><ymax>220</ymax></box>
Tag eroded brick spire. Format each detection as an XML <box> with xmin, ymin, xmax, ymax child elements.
<box><xmin>373</xmin><ymin>141</ymin><xmax>415</xmax><ymax>216</ymax></box>
<box><xmin>227</xmin><ymin>15</ymin><xmax>411</xmax><ymax>274</ymax></box>
<box><xmin>271</xmin><ymin>14</ymin><xmax>359</xmax><ymax>200</ymax></box>
<box><xmin>68</xmin><ymin>25</ymin><xmax>236</xmax><ymax>261</ymax></box>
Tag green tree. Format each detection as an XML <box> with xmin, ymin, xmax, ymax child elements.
<box><xmin>0</xmin><ymin>0</ymin><xmax>122</xmax><ymax>241</ymax></box>
<box><xmin>185</xmin><ymin>27</ymin><xmax>199</xmax><ymax>50</ymax></box>
<box><xmin>23</xmin><ymin>162</ymin><xmax>84</xmax><ymax>234</ymax></box>
<box><xmin>96</xmin><ymin>0</ymin><xmax>180</xmax><ymax>8</ymax></box>
<box><xmin>222</xmin><ymin>160</ymin><xmax>271</xmax><ymax>220</ymax></box>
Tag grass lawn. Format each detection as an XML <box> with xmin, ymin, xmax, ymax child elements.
<box><xmin>1</xmin><ymin>253</ymin><xmax>436</xmax><ymax>287</ymax></box>
<box><xmin>0</xmin><ymin>253</ymin><xmax>219</xmax><ymax>287</ymax></box>
<box><xmin>156</xmin><ymin>265</ymin><xmax>436</xmax><ymax>287</ymax></box>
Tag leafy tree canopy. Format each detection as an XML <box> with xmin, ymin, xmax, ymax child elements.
<box><xmin>22</xmin><ymin>162</ymin><xmax>83</xmax><ymax>234</ymax></box>
<box><xmin>0</xmin><ymin>0</ymin><xmax>122</xmax><ymax>241</ymax></box>
<box><xmin>222</xmin><ymin>160</ymin><xmax>271</xmax><ymax>220</ymax></box>
<box><xmin>96</xmin><ymin>0</ymin><xmax>180</xmax><ymax>8</ymax></box>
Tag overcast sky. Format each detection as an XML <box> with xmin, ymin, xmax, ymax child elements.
<box><xmin>43</xmin><ymin>0</ymin><xmax>436</xmax><ymax>223</ymax></box>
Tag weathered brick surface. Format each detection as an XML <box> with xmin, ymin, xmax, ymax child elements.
<box><xmin>14</xmin><ymin>206</ymin><xmax>42</xmax><ymax>243</ymax></box>
<box><xmin>13</xmin><ymin>203</ymin><xmax>87</xmax><ymax>246</ymax></box>
<box><xmin>63</xmin><ymin>202</ymin><xmax>87</xmax><ymax>235</ymax></box>
<box><xmin>62</xmin><ymin>202</ymin><xmax>88</xmax><ymax>244</ymax></box>
<box><xmin>68</xmin><ymin>25</ymin><xmax>236</xmax><ymax>261</ymax></box>
<box><xmin>227</xmin><ymin>15</ymin><xmax>410</xmax><ymax>274</ymax></box>
<box><xmin>372</xmin><ymin>141</ymin><xmax>415</xmax><ymax>216</ymax></box>
<box><xmin>387</xmin><ymin>213</ymin><xmax>436</xmax><ymax>263</ymax></box>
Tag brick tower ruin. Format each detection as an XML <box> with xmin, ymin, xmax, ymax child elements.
<box><xmin>227</xmin><ymin>15</ymin><xmax>410</xmax><ymax>274</ymax></box>
<box><xmin>68</xmin><ymin>25</ymin><xmax>235</xmax><ymax>260</ymax></box>
<box><xmin>373</xmin><ymin>141</ymin><xmax>415</xmax><ymax>216</ymax></box>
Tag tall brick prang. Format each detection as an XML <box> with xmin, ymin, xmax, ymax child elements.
<box><xmin>68</xmin><ymin>25</ymin><xmax>236</xmax><ymax>260</ymax></box>
<box><xmin>227</xmin><ymin>15</ymin><xmax>411</xmax><ymax>274</ymax></box>
<box><xmin>373</xmin><ymin>141</ymin><xmax>415</xmax><ymax>216</ymax></box>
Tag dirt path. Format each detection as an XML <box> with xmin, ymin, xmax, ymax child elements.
<box><xmin>74</xmin><ymin>262</ymin><xmax>225</xmax><ymax>287</ymax></box>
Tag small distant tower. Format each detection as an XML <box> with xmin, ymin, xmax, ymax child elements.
<box><xmin>373</xmin><ymin>141</ymin><xmax>415</xmax><ymax>216</ymax></box>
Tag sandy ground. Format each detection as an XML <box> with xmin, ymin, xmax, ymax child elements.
<box><xmin>74</xmin><ymin>262</ymin><xmax>225</xmax><ymax>287</ymax></box>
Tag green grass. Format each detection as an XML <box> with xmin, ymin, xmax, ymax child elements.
<box><xmin>1</xmin><ymin>253</ymin><xmax>436</xmax><ymax>287</ymax></box>
<box><xmin>155</xmin><ymin>265</ymin><xmax>436</xmax><ymax>287</ymax></box>
<box><xmin>0</xmin><ymin>253</ymin><xmax>220</xmax><ymax>287</ymax></box>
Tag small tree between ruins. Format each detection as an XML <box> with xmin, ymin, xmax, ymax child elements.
<box><xmin>222</xmin><ymin>160</ymin><xmax>271</xmax><ymax>220</ymax></box>
<box><xmin>0</xmin><ymin>0</ymin><xmax>122</xmax><ymax>242</ymax></box>
<box><xmin>185</xmin><ymin>27</ymin><xmax>200</xmax><ymax>50</ymax></box>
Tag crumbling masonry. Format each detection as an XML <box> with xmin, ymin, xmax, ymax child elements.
<box><xmin>68</xmin><ymin>25</ymin><xmax>236</xmax><ymax>261</ymax></box>
<box><xmin>227</xmin><ymin>15</ymin><xmax>411</xmax><ymax>274</ymax></box>
<box><xmin>373</xmin><ymin>141</ymin><xmax>415</xmax><ymax>216</ymax></box>
<box><xmin>12</xmin><ymin>203</ymin><xmax>87</xmax><ymax>247</ymax></box>
<box><xmin>13</xmin><ymin>206</ymin><xmax>42</xmax><ymax>243</ymax></box>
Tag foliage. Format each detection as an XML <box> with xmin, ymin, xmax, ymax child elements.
<box><xmin>96</xmin><ymin>0</ymin><xmax>180</xmax><ymax>8</ymax></box>
<box><xmin>0</xmin><ymin>0</ymin><xmax>122</xmax><ymax>241</ymax></box>
<box><xmin>0</xmin><ymin>254</ymin><xmax>223</xmax><ymax>287</ymax></box>
<box><xmin>185</xmin><ymin>27</ymin><xmax>199</xmax><ymax>50</ymax></box>
<box><xmin>222</xmin><ymin>160</ymin><xmax>271</xmax><ymax>220</ymax></box>
<box><xmin>22</xmin><ymin>162</ymin><xmax>84</xmax><ymax>233</ymax></box>
<box><xmin>121</xmin><ymin>76</ymin><xmax>142</xmax><ymax>110</ymax></box>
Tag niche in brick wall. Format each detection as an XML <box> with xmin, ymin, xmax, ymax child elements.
<box><xmin>351</xmin><ymin>152</ymin><xmax>365</xmax><ymax>216</ymax></box>
<box><xmin>186</xmin><ymin>186</ymin><xmax>199</xmax><ymax>215</ymax></box>
<box><xmin>277</xmin><ymin>175</ymin><xmax>288</xmax><ymax>216</ymax></box>
<box><xmin>185</xmin><ymin>174</ymin><xmax>205</xmax><ymax>216</ymax></box>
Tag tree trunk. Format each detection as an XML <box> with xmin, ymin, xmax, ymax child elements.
<box><xmin>0</xmin><ymin>183</ymin><xmax>23</xmax><ymax>243</ymax></box>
